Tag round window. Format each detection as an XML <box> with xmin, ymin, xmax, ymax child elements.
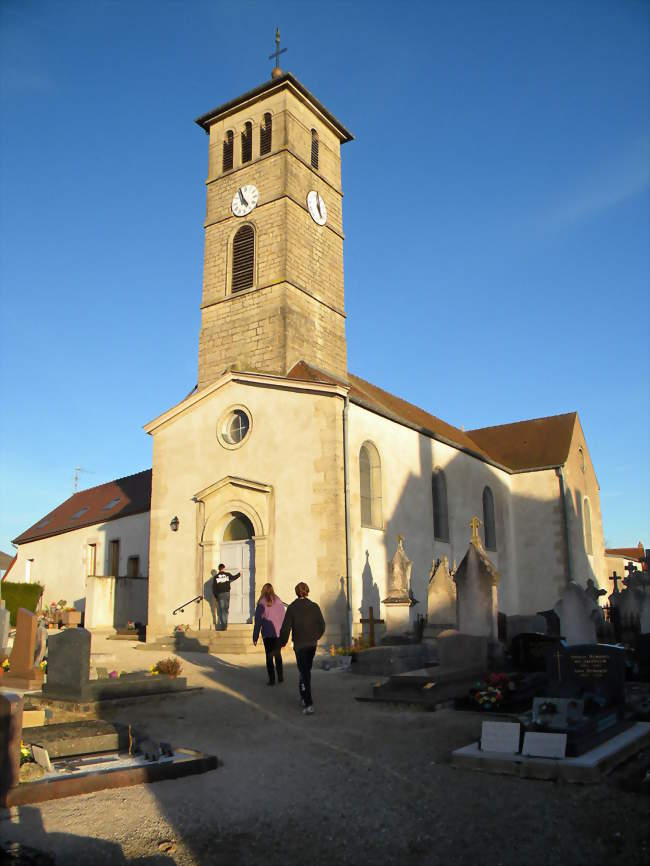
<box><xmin>217</xmin><ymin>405</ymin><xmax>252</xmax><ymax>449</ymax></box>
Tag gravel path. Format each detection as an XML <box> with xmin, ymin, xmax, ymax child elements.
<box><xmin>1</xmin><ymin>636</ymin><xmax>648</xmax><ymax>865</ymax></box>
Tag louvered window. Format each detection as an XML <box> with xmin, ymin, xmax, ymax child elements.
<box><xmin>311</xmin><ymin>129</ymin><xmax>319</xmax><ymax>169</ymax></box>
<box><xmin>222</xmin><ymin>130</ymin><xmax>234</xmax><ymax>172</ymax></box>
<box><xmin>482</xmin><ymin>486</ymin><xmax>497</xmax><ymax>551</ymax></box>
<box><xmin>260</xmin><ymin>113</ymin><xmax>272</xmax><ymax>155</ymax></box>
<box><xmin>232</xmin><ymin>225</ymin><xmax>255</xmax><ymax>293</ymax></box>
<box><xmin>241</xmin><ymin>121</ymin><xmax>252</xmax><ymax>164</ymax></box>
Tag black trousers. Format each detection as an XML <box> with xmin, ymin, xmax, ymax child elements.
<box><xmin>263</xmin><ymin>637</ymin><xmax>283</xmax><ymax>683</ymax></box>
<box><xmin>295</xmin><ymin>646</ymin><xmax>317</xmax><ymax>706</ymax></box>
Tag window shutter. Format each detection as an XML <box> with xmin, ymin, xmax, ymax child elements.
<box><xmin>241</xmin><ymin>122</ymin><xmax>252</xmax><ymax>163</ymax></box>
<box><xmin>222</xmin><ymin>131</ymin><xmax>233</xmax><ymax>172</ymax></box>
<box><xmin>260</xmin><ymin>113</ymin><xmax>272</xmax><ymax>155</ymax></box>
<box><xmin>232</xmin><ymin>225</ymin><xmax>255</xmax><ymax>293</ymax></box>
<box><xmin>311</xmin><ymin>129</ymin><xmax>319</xmax><ymax>169</ymax></box>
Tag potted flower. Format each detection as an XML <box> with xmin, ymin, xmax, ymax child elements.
<box><xmin>59</xmin><ymin>607</ymin><xmax>82</xmax><ymax>627</ymax></box>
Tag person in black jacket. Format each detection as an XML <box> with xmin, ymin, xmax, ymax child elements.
<box><xmin>279</xmin><ymin>582</ymin><xmax>325</xmax><ymax>715</ymax></box>
<box><xmin>211</xmin><ymin>564</ymin><xmax>240</xmax><ymax>630</ymax></box>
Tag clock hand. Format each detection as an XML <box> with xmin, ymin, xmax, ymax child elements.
<box><xmin>238</xmin><ymin>188</ymin><xmax>248</xmax><ymax>206</ymax></box>
<box><xmin>316</xmin><ymin>194</ymin><xmax>322</xmax><ymax>216</ymax></box>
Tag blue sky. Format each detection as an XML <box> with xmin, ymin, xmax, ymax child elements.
<box><xmin>1</xmin><ymin>0</ymin><xmax>648</xmax><ymax>553</ymax></box>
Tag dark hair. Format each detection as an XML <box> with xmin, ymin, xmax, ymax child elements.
<box><xmin>218</xmin><ymin>563</ymin><xmax>225</xmax><ymax>569</ymax></box>
<box><xmin>295</xmin><ymin>582</ymin><xmax>310</xmax><ymax>598</ymax></box>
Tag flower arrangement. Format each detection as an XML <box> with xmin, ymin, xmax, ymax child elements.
<box><xmin>174</xmin><ymin>624</ymin><xmax>191</xmax><ymax>633</ymax></box>
<box><xmin>329</xmin><ymin>637</ymin><xmax>370</xmax><ymax>657</ymax></box>
<box><xmin>469</xmin><ymin>673</ymin><xmax>513</xmax><ymax>709</ymax></box>
<box><xmin>40</xmin><ymin>660</ymin><xmax>47</xmax><ymax>673</ymax></box>
<box><xmin>151</xmin><ymin>657</ymin><xmax>183</xmax><ymax>678</ymax></box>
<box><xmin>2</xmin><ymin>658</ymin><xmax>10</xmax><ymax>672</ymax></box>
<box><xmin>20</xmin><ymin>740</ymin><xmax>33</xmax><ymax>766</ymax></box>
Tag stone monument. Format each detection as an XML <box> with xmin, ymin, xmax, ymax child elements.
<box><xmin>382</xmin><ymin>535</ymin><xmax>414</xmax><ymax>638</ymax></box>
<box><xmin>422</xmin><ymin>556</ymin><xmax>456</xmax><ymax>641</ymax></box>
<box><xmin>4</xmin><ymin>608</ymin><xmax>45</xmax><ymax>690</ymax></box>
<box><xmin>553</xmin><ymin>582</ymin><xmax>599</xmax><ymax>646</ymax></box>
<box><xmin>0</xmin><ymin>601</ymin><xmax>10</xmax><ymax>657</ymax></box>
<box><xmin>43</xmin><ymin>628</ymin><xmax>92</xmax><ymax>700</ymax></box>
<box><xmin>453</xmin><ymin>518</ymin><xmax>499</xmax><ymax>640</ymax></box>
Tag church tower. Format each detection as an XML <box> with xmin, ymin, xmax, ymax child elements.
<box><xmin>195</xmin><ymin>68</ymin><xmax>353</xmax><ymax>389</ymax></box>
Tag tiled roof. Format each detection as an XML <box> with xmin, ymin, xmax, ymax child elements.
<box><xmin>605</xmin><ymin>544</ymin><xmax>646</xmax><ymax>561</ymax></box>
<box><xmin>287</xmin><ymin>362</ymin><xmax>577</xmax><ymax>472</ymax></box>
<box><xmin>13</xmin><ymin>470</ymin><xmax>152</xmax><ymax>545</ymax></box>
<box><xmin>466</xmin><ymin>413</ymin><xmax>578</xmax><ymax>472</ymax></box>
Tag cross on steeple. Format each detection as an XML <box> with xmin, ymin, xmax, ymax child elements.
<box><xmin>269</xmin><ymin>27</ymin><xmax>287</xmax><ymax>78</ymax></box>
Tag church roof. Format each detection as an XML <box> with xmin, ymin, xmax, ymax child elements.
<box><xmin>13</xmin><ymin>469</ymin><xmax>152</xmax><ymax>545</ymax></box>
<box><xmin>287</xmin><ymin>362</ymin><xmax>578</xmax><ymax>473</ymax></box>
<box><xmin>466</xmin><ymin>413</ymin><xmax>577</xmax><ymax>471</ymax></box>
<box><xmin>605</xmin><ymin>544</ymin><xmax>646</xmax><ymax>562</ymax></box>
<box><xmin>195</xmin><ymin>72</ymin><xmax>354</xmax><ymax>142</ymax></box>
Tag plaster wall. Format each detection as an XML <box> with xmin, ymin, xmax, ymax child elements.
<box><xmin>9</xmin><ymin>512</ymin><xmax>150</xmax><ymax>611</ymax></box>
<box><xmin>510</xmin><ymin>469</ymin><xmax>567</xmax><ymax>613</ymax></box>
<box><xmin>147</xmin><ymin>378</ymin><xmax>346</xmax><ymax>640</ymax></box>
<box><xmin>347</xmin><ymin>404</ymin><xmax>520</xmax><ymax>627</ymax></box>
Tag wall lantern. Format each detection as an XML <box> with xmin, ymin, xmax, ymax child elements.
<box><xmin>170</xmin><ymin>516</ymin><xmax>180</xmax><ymax>532</ymax></box>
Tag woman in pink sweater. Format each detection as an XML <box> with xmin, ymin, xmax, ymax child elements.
<box><xmin>252</xmin><ymin>583</ymin><xmax>287</xmax><ymax>685</ymax></box>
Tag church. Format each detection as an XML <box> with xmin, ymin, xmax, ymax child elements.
<box><xmin>9</xmin><ymin>67</ymin><xmax>607</xmax><ymax>644</ymax></box>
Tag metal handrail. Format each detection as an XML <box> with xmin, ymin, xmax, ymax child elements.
<box><xmin>172</xmin><ymin>595</ymin><xmax>203</xmax><ymax>616</ymax></box>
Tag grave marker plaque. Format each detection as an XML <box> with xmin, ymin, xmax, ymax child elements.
<box><xmin>480</xmin><ymin>721</ymin><xmax>521</xmax><ymax>754</ymax></box>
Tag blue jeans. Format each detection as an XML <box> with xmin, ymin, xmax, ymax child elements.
<box><xmin>215</xmin><ymin>593</ymin><xmax>230</xmax><ymax>630</ymax></box>
<box><xmin>295</xmin><ymin>646</ymin><xmax>316</xmax><ymax>707</ymax></box>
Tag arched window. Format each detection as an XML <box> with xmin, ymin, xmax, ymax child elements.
<box><xmin>260</xmin><ymin>113</ymin><xmax>272</xmax><ymax>155</ymax></box>
<box><xmin>359</xmin><ymin>442</ymin><xmax>382</xmax><ymax>529</ymax></box>
<box><xmin>223</xmin><ymin>512</ymin><xmax>254</xmax><ymax>541</ymax></box>
<box><xmin>231</xmin><ymin>225</ymin><xmax>255</xmax><ymax>293</ymax></box>
<box><xmin>482</xmin><ymin>486</ymin><xmax>497</xmax><ymax>550</ymax></box>
<box><xmin>310</xmin><ymin>128</ymin><xmax>319</xmax><ymax>169</ymax></box>
<box><xmin>432</xmin><ymin>469</ymin><xmax>449</xmax><ymax>542</ymax></box>
<box><xmin>583</xmin><ymin>498</ymin><xmax>593</xmax><ymax>555</ymax></box>
<box><xmin>222</xmin><ymin>130</ymin><xmax>234</xmax><ymax>172</ymax></box>
<box><xmin>241</xmin><ymin>121</ymin><xmax>252</xmax><ymax>164</ymax></box>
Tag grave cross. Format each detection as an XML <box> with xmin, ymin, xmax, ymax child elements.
<box><xmin>469</xmin><ymin>516</ymin><xmax>482</xmax><ymax>542</ymax></box>
<box><xmin>609</xmin><ymin>571</ymin><xmax>621</xmax><ymax>594</ymax></box>
<box><xmin>268</xmin><ymin>28</ymin><xmax>287</xmax><ymax>71</ymax></box>
<box><xmin>625</xmin><ymin>561</ymin><xmax>639</xmax><ymax>579</ymax></box>
<box><xmin>360</xmin><ymin>606</ymin><xmax>384</xmax><ymax>648</ymax></box>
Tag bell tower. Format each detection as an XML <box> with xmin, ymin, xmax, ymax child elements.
<box><xmin>195</xmin><ymin>69</ymin><xmax>353</xmax><ymax>389</ymax></box>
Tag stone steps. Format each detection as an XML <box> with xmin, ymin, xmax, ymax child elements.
<box><xmin>139</xmin><ymin>625</ymin><xmax>265</xmax><ymax>655</ymax></box>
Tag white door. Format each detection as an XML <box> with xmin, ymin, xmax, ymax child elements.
<box><xmin>219</xmin><ymin>540</ymin><xmax>254</xmax><ymax>623</ymax></box>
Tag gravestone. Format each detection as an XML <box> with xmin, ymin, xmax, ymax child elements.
<box><xmin>382</xmin><ymin>535</ymin><xmax>413</xmax><ymax>637</ymax></box>
<box><xmin>553</xmin><ymin>582</ymin><xmax>599</xmax><ymax>645</ymax></box>
<box><xmin>640</xmin><ymin>594</ymin><xmax>650</xmax><ymax>634</ymax></box>
<box><xmin>0</xmin><ymin>692</ymin><xmax>23</xmax><ymax>806</ymax></box>
<box><xmin>510</xmin><ymin>632</ymin><xmax>563</xmax><ymax>673</ymax></box>
<box><xmin>0</xmin><ymin>601</ymin><xmax>10</xmax><ymax>656</ymax></box>
<box><xmin>536</xmin><ymin>609</ymin><xmax>561</xmax><ymax>636</ymax></box>
<box><xmin>34</xmin><ymin>625</ymin><xmax>48</xmax><ymax>666</ymax></box>
<box><xmin>521</xmin><ymin>732</ymin><xmax>567</xmax><ymax>758</ymax></box>
<box><xmin>614</xmin><ymin>586</ymin><xmax>643</xmax><ymax>632</ymax></box>
<box><xmin>4</xmin><ymin>608</ymin><xmax>45</xmax><ymax>690</ymax></box>
<box><xmin>437</xmin><ymin>629</ymin><xmax>487</xmax><ymax>672</ymax></box>
<box><xmin>453</xmin><ymin>517</ymin><xmax>499</xmax><ymax>640</ymax></box>
<box><xmin>422</xmin><ymin>556</ymin><xmax>456</xmax><ymax>640</ymax></box>
<box><xmin>545</xmin><ymin>643</ymin><xmax>626</xmax><ymax>708</ymax></box>
<box><xmin>43</xmin><ymin>628</ymin><xmax>92</xmax><ymax>699</ymax></box>
<box><xmin>505</xmin><ymin>614</ymin><xmax>547</xmax><ymax>645</ymax></box>
<box><xmin>480</xmin><ymin>721</ymin><xmax>520</xmax><ymax>754</ymax></box>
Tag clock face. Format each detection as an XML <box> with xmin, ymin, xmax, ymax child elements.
<box><xmin>231</xmin><ymin>184</ymin><xmax>259</xmax><ymax>217</ymax></box>
<box><xmin>307</xmin><ymin>190</ymin><xmax>327</xmax><ymax>225</ymax></box>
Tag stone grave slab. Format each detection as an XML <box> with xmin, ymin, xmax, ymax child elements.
<box><xmin>23</xmin><ymin>720</ymin><xmax>129</xmax><ymax>758</ymax></box>
<box><xmin>0</xmin><ymin>692</ymin><xmax>23</xmax><ymax>806</ymax></box>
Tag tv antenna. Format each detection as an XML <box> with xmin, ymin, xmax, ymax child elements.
<box><xmin>73</xmin><ymin>467</ymin><xmax>94</xmax><ymax>493</ymax></box>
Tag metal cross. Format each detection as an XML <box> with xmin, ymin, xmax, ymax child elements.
<box><xmin>268</xmin><ymin>28</ymin><xmax>287</xmax><ymax>68</ymax></box>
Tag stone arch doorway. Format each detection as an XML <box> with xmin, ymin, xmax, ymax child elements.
<box><xmin>220</xmin><ymin>512</ymin><xmax>255</xmax><ymax>624</ymax></box>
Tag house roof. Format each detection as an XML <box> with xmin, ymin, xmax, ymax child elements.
<box><xmin>605</xmin><ymin>544</ymin><xmax>646</xmax><ymax>562</ymax></box>
<box><xmin>287</xmin><ymin>362</ymin><xmax>578</xmax><ymax>473</ymax></box>
<box><xmin>466</xmin><ymin>413</ymin><xmax>578</xmax><ymax>472</ymax></box>
<box><xmin>13</xmin><ymin>470</ymin><xmax>152</xmax><ymax>546</ymax></box>
<box><xmin>0</xmin><ymin>551</ymin><xmax>14</xmax><ymax>571</ymax></box>
<box><xmin>195</xmin><ymin>72</ymin><xmax>354</xmax><ymax>142</ymax></box>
